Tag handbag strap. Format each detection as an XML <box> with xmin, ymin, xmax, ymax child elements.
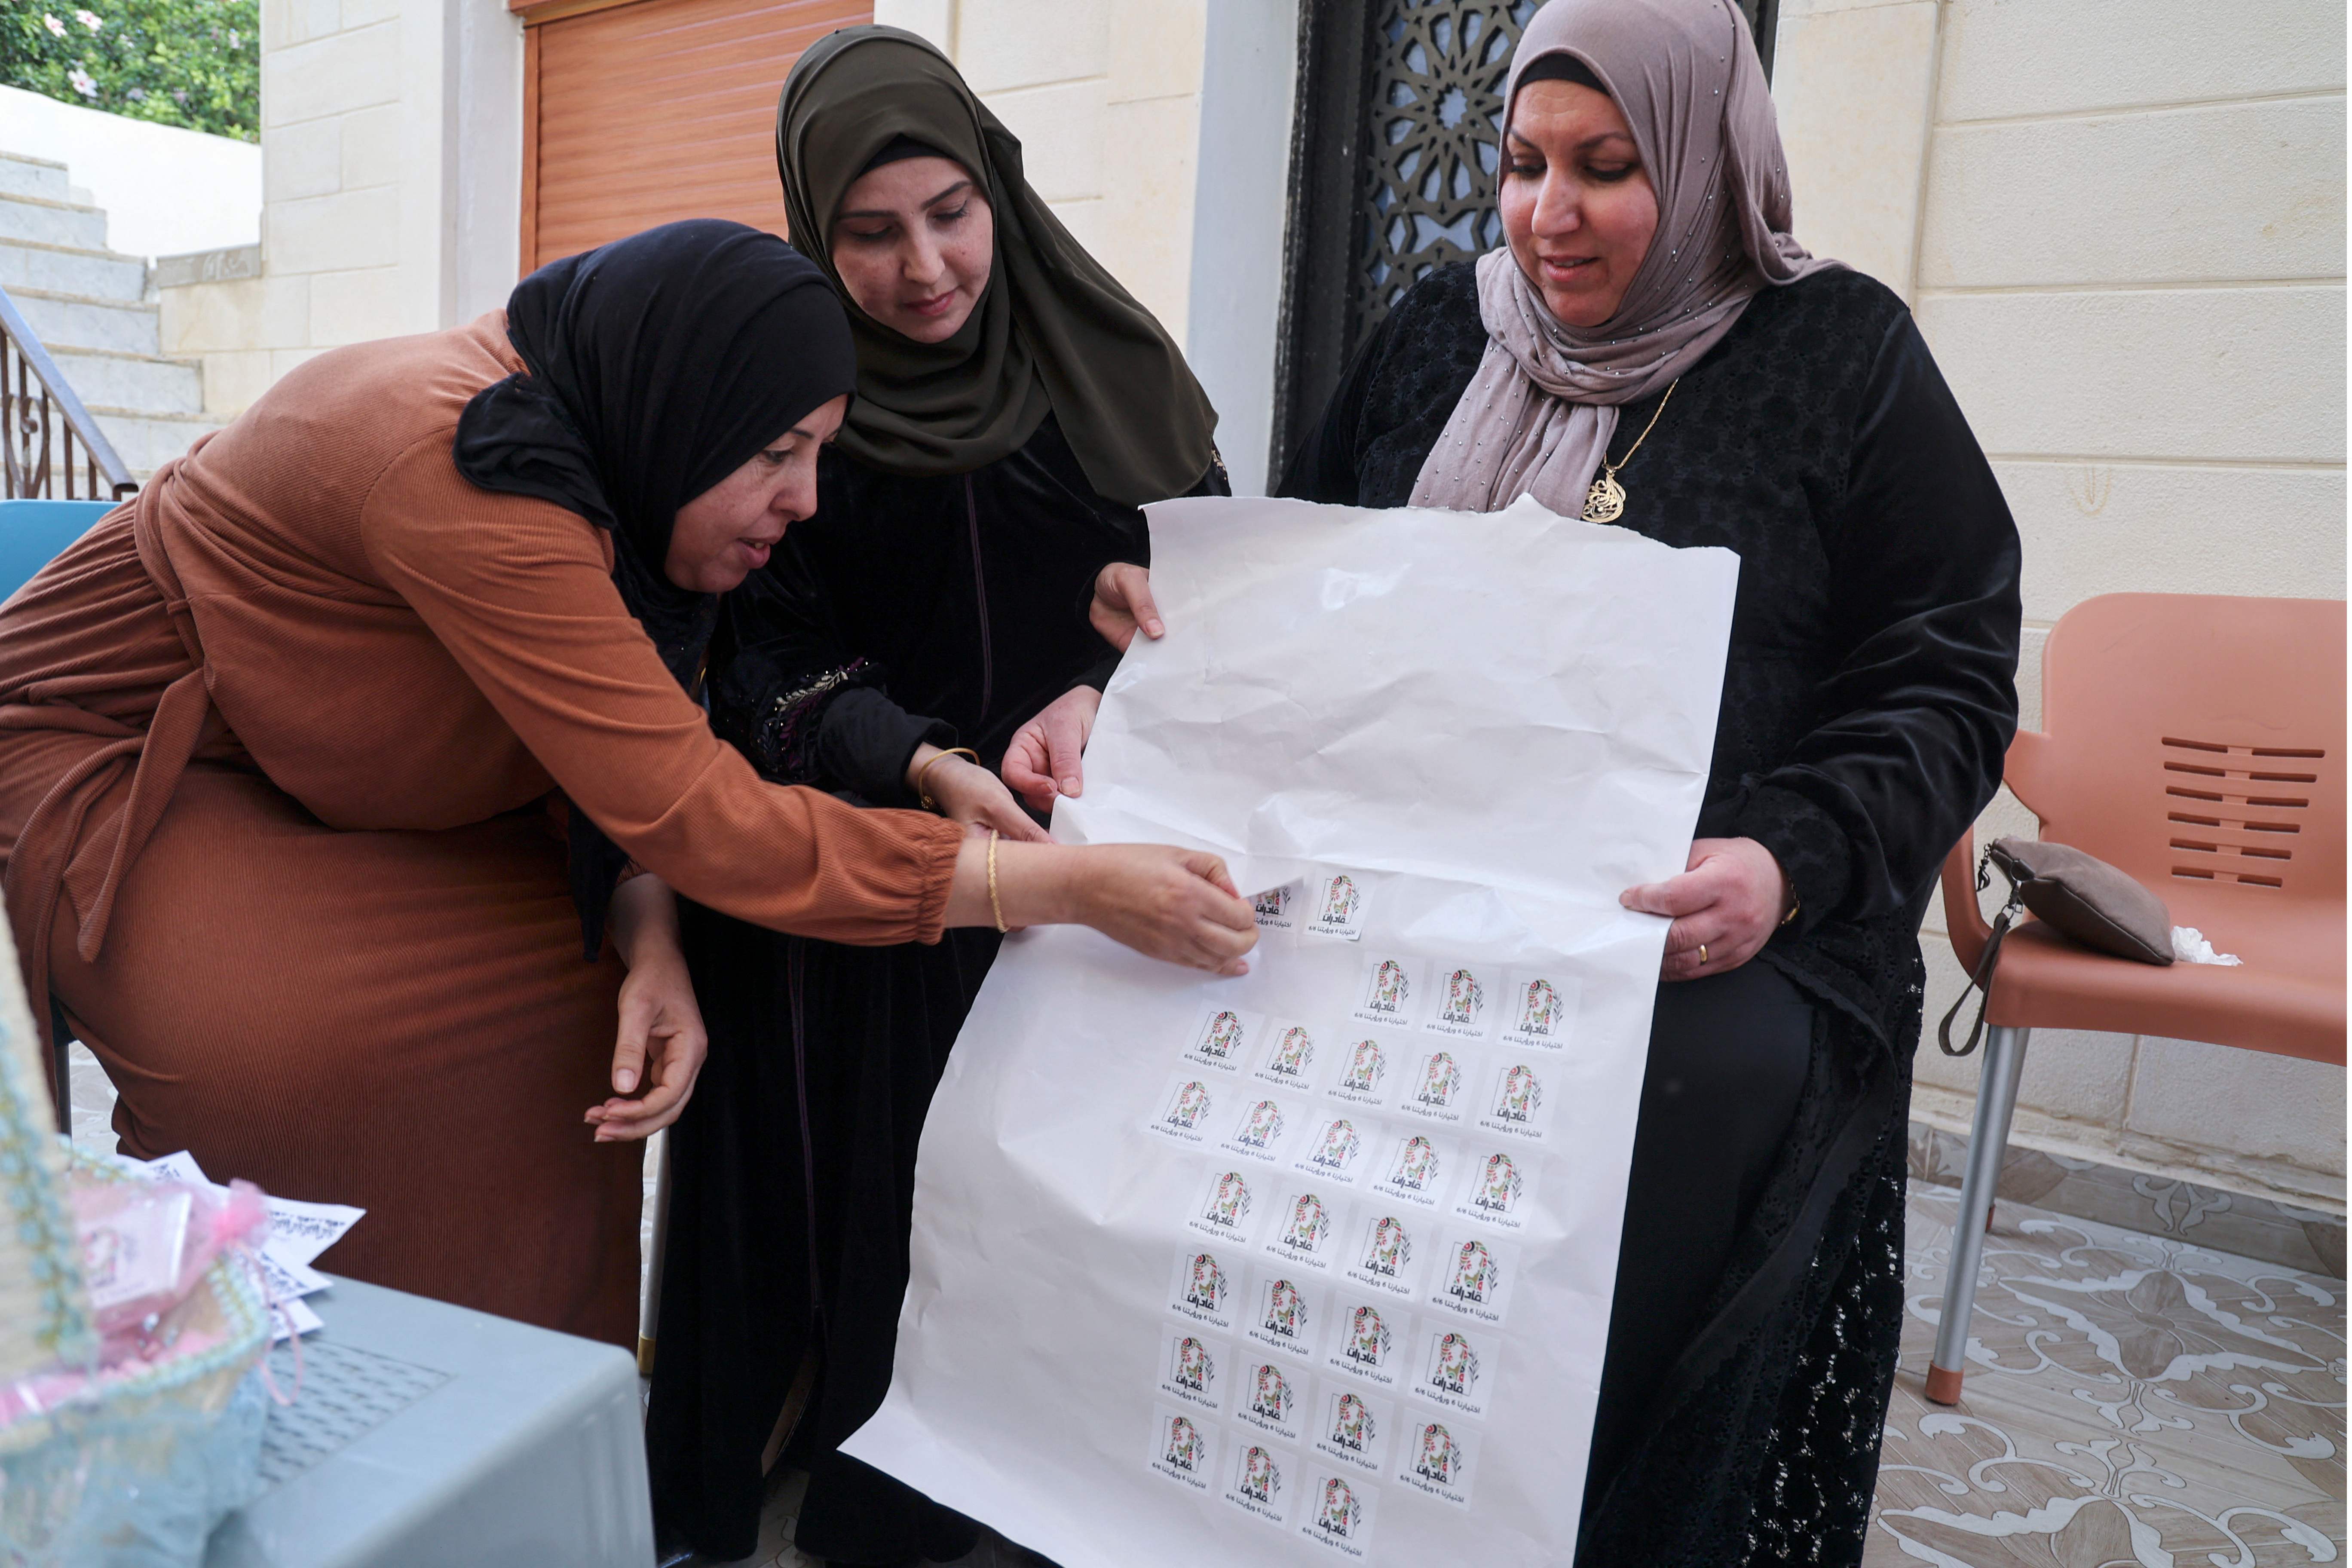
<box><xmin>1937</xmin><ymin>845</ymin><xmax>2025</xmax><ymax>1058</ymax></box>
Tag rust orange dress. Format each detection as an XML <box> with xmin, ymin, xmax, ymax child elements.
<box><xmin>0</xmin><ymin>313</ymin><xmax>965</xmax><ymax>1345</ymax></box>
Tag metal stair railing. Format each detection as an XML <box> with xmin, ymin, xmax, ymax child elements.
<box><xmin>0</xmin><ymin>282</ymin><xmax>135</xmax><ymax>501</ymax></box>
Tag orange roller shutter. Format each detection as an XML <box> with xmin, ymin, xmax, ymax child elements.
<box><xmin>521</xmin><ymin>0</ymin><xmax>872</xmax><ymax>273</ymax></box>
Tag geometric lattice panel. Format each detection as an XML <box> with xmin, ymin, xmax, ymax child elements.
<box><xmin>255</xmin><ymin>1338</ymin><xmax>451</xmax><ymax>1488</ymax></box>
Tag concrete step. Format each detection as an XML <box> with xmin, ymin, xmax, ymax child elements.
<box><xmin>0</xmin><ymin>190</ymin><xmax>108</xmax><ymax>251</ymax></box>
<box><xmin>46</xmin><ymin>345</ymin><xmax>203</xmax><ymax>417</ymax></box>
<box><xmin>0</xmin><ymin>236</ymin><xmax>146</xmax><ymax>303</ymax></box>
<box><xmin>9</xmin><ymin>285</ymin><xmax>158</xmax><ymax>356</ymax></box>
<box><xmin>0</xmin><ymin>152</ymin><xmax>72</xmax><ymax>204</ymax></box>
<box><xmin>82</xmin><ymin>405</ymin><xmax>221</xmax><ymax>477</ymax></box>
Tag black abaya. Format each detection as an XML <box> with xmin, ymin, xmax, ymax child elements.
<box><xmin>646</xmin><ymin>416</ymin><xmax>1222</xmax><ymax>1564</ymax></box>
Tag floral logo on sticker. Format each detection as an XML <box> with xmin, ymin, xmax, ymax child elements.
<box><xmin>1363</xmin><ymin>1216</ymin><xmax>1412</xmax><ymax>1277</ymax></box>
<box><xmin>1309</xmin><ymin>1120</ymin><xmax>1360</xmax><ymax>1173</ymax></box>
<box><xmin>1415</xmin><ymin>1052</ymin><xmax>1461</xmax><ymax>1108</ymax></box>
<box><xmin>1448</xmin><ymin>1240</ymin><xmax>1501</xmax><ymax>1306</ymax></box>
<box><xmin>1185</xmin><ymin>1252</ymin><xmax>1227</xmax><ymax>1312</ymax></box>
<box><xmin>1344</xmin><ymin>1304</ymin><xmax>1392</xmax><ymax>1369</ymax></box>
<box><xmin>1173</xmin><ymin>1335</ymin><xmax>1215</xmax><ymax>1393</ymax></box>
<box><xmin>1284</xmin><ymin>1193</ymin><xmax>1332</xmax><ymax>1252</ymax></box>
<box><xmin>1317</xmin><ymin>1477</ymin><xmax>1363</xmax><ymax>1539</ymax></box>
<box><xmin>1253</xmin><ymin>1363</ymin><xmax>1293</xmax><ymax>1421</ymax></box>
<box><xmin>1340</xmin><ymin>1040</ymin><xmax>1384</xmax><ymax>1092</ymax></box>
<box><xmin>1366</xmin><ymin>960</ymin><xmax>1410</xmax><ymax>1015</ymax></box>
<box><xmin>1495</xmin><ymin>1063</ymin><xmax>1542</xmax><ymax>1123</ymax></box>
<box><xmin>1165</xmin><ymin>1415</ymin><xmax>1202</xmax><ymax>1471</ymax></box>
<box><xmin>1166</xmin><ymin>1080</ymin><xmax>1212</xmax><ymax>1129</ymax></box>
<box><xmin>1473</xmin><ymin>1153</ymin><xmax>1522</xmax><ymax>1214</ymax></box>
<box><xmin>1253</xmin><ymin>886</ymin><xmax>1291</xmax><ymax>921</ymax></box>
<box><xmin>1236</xmin><ymin>1099</ymin><xmax>1285</xmax><ymax>1149</ymax></box>
<box><xmin>1414</xmin><ymin>1422</ymin><xmax>1461</xmax><ymax>1485</ymax></box>
<box><xmin>1241</xmin><ymin>1446</ymin><xmax>1283</xmax><ymax>1504</ymax></box>
<box><xmin>1440</xmin><ymin>968</ymin><xmax>1485</xmax><ymax>1026</ymax></box>
<box><xmin>1266</xmin><ymin>1025</ymin><xmax>1314</xmax><ymax>1079</ymax></box>
<box><xmin>1391</xmin><ymin>1135</ymin><xmax>1439</xmax><ymax>1190</ymax></box>
<box><xmin>1205</xmin><ymin>1172</ymin><xmax>1253</xmax><ymax>1229</ymax></box>
<box><xmin>1329</xmin><ymin>1391</ymin><xmax>1374</xmax><ymax>1452</ymax></box>
<box><xmin>1315</xmin><ymin>874</ymin><xmax>1361</xmax><ymax>930</ymax></box>
<box><xmin>1431</xmin><ymin>1332</ymin><xmax>1479</xmax><ymax>1395</ymax></box>
<box><xmin>1262</xmin><ymin>1277</ymin><xmax>1307</xmax><ymax>1340</ymax></box>
<box><xmin>1515</xmin><ymin>978</ymin><xmax>1563</xmax><ymax>1038</ymax></box>
<box><xmin>1198</xmin><ymin>1010</ymin><xmax>1246</xmax><ymax>1060</ymax></box>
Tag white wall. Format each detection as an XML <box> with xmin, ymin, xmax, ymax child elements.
<box><xmin>1775</xmin><ymin>0</ymin><xmax>2348</xmax><ymax>1208</ymax></box>
<box><xmin>158</xmin><ymin>0</ymin><xmax>522</xmax><ymax>416</ymax></box>
<box><xmin>0</xmin><ymin>84</ymin><xmax>261</xmax><ymax>259</ymax></box>
<box><xmin>1185</xmin><ymin>0</ymin><xmax>1299</xmax><ymax>495</ymax></box>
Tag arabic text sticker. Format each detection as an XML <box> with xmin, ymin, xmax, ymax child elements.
<box><xmin>1296</xmin><ymin>1465</ymin><xmax>1381</xmax><ymax>1560</ymax></box>
<box><xmin>1349</xmin><ymin>955</ymin><xmax>1423</xmax><ymax>1028</ymax></box>
<box><xmin>1166</xmin><ymin>1244</ymin><xmax>1241</xmax><ymax>1332</ymax></box>
<box><xmin>1243</xmin><ymin>1268</ymin><xmax>1328</xmax><ymax>1362</ymax></box>
<box><xmin>1450</xmin><ymin>1145</ymin><xmax>1543</xmax><ymax>1232</ymax></box>
<box><xmin>1394</xmin><ymin>1043</ymin><xmax>1474</xmax><ymax>1127</ymax></box>
<box><xmin>1143</xmin><ymin>1070</ymin><xmax>1218</xmax><ymax>1148</ymax></box>
<box><xmin>1217</xmin><ymin>1090</ymin><xmax>1299</xmax><ymax>1164</ymax></box>
<box><xmin>1156</xmin><ymin>1323</ymin><xmax>1228</xmax><ymax>1412</ymax></box>
<box><xmin>1426</xmin><ymin>1229</ymin><xmax>1521</xmax><ymax>1326</ymax></box>
<box><xmin>1311</xmin><ymin>1381</ymin><xmax>1396</xmax><ymax>1476</ymax></box>
<box><xmin>1500</xmin><ymin>969</ymin><xmax>1581</xmax><ymax>1049</ymax></box>
<box><xmin>1147</xmin><ymin>1403</ymin><xmax>1219</xmax><ymax>1492</ymax></box>
<box><xmin>1260</xmin><ymin>1182</ymin><xmax>1351</xmax><ymax>1276</ymax></box>
<box><xmin>1322</xmin><ymin>1034</ymin><xmax>1398</xmax><ymax>1109</ymax></box>
<box><xmin>1341</xmin><ymin>1208</ymin><xmax>1424</xmax><ymax>1299</ymax></box>
<box><xmin>1187</xmin><ymin>1167</ymin><xmax>1265</xmax><ymax>1245</ymax></box>
<box><xmin>1181</xmin><ymin>1003</ymin><xmax>1261</xmax><ymax>1073</ymax></box>
<box><xmin>1250</xmin><ymin>1020</ymin><xmax>1323</xmax><ymax>1091</ymax></box>
<box><xmin>1474</xmin><ymin>1055</ymin><xmax>1560</xmax><ymax>1142</ymax></box>
<box><xmin>1321</xmin><ymin>1295</ymin><xmax>1412</xmax><ymax>1390</ymax></box>
<box><xmin>1394</xmin><ymin>1413</ymin><xmax>1483</xmax><ymax>1509</ymax></box>
<box><xmin>1364</xmin><ymin>1126</ymin><xmax>1458</xmax><ymax>1210</ymax></box>
<box><xmin>1250</xmin><ymin>882</ymin><xmax>1300</xmax><ymax>931</ymax></box>
<box><xmin>1302</xmin><ymin>870</ymin><xmax>1372</xmax><ymax>942</ymax></box>
<box><xmin>1421</xmin><ymin>961</ymin><xmax>1500</xmax><ymax>1040</ymax></box>
<box><xmin>1289</xmin><ymin>1111</ymin><xmax>1371</xmax><ymax>1187</ymax></box>
<box><xmin>1232</xmin><ymin>1354</ymin><xmax>1307</xmax><ymax>1444</ymax></box>
<box><xmin>1408</xmin><ymin>1322</ymin><xmax>1498</xmax><ymax>1418</ymax></box>
<box><xmin>1220</xmin><ymin>1434</ymin><xmax>1299</xmax><ymax>1526</ymax></box>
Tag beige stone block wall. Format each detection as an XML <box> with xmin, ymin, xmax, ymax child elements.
<box><xmin>1779</xmin><ymin>0</ymin><xmax>2348</xmax><ymax>1209</ymax></box>
<box><xmin>874</xmin><ymin>0</ymin><xmax>1207</xmax><ymax>344</ymax></box>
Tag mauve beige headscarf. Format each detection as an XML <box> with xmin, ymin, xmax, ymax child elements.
<box><xmin>1410</xmin><ymin>0</ymin><xmax>1835</xmax><ymax>515</ymax></box>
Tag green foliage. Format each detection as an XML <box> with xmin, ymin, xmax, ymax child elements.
<box><xmin>1</xmin><ymin>0</ymin><xmax>259</xmax><ymax>143</ymax></box>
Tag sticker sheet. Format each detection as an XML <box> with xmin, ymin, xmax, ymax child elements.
<box><xmin>845</xmin><ymin>495</ymin><xmax>1738</xmax><ymax>1565</ymax></box>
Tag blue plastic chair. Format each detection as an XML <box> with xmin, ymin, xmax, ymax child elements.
<box><xmin>0</xmin><ymin>498</ymin><xmax>116</xmax><ymax>602</ymax></box>
<box><xmin>0</xmin><ymin>497</ymin><xmax>118</xmax><ymax>1120</ymax></box>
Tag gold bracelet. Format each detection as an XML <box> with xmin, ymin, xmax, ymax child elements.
<box><xmin>915</xmin><ymin>746</ymin><xmax>980</xmax><ymax>812</ymax></box>
<box><xmin>1779</xmin><ymin>896</ymin><xmax>1802</xmax><ymax>928</ymax></box>
<box><xmin>986</xmin><ymin>828</ymin><xmax>1009</xmax><ymax>933</ymax></box>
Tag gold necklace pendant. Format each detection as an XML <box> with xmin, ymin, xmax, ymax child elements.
<box><xmin>1581</xmin><ymin>469</ymin><xmax>1626</xmax><ymax>524</ymax></box>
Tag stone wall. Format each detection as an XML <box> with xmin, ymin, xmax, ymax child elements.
<box><xmin>1776</xmin><ymin>0</ymin><xmax>2347</xmax><ymax>1209</ymax></box>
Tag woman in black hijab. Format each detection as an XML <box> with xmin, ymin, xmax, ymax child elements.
<box><xmin>643</xmin><ymin>30</ymin><xmax>1225</xmax><ymax>1567</ymax></box>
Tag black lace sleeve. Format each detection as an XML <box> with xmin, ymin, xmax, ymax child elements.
<box><xmin>1737</xmin><ymin>312</ymin><xmax>2021</xmax><ymax>928</ymax></box>
<box><xmin>709</xmin><ymin>548</ymin><xmax>950</xmax><ymax>804</ymax></box>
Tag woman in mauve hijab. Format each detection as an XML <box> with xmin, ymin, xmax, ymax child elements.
<box><xmin>1097</xmin><ymin>0</ymin><xmax>2020</xmax><ymax>1559</ymax></box>
<box><xmin>645</xmin><ymin>28</ymin><xmax>1225</xmax><ymax>1567</ymax></box>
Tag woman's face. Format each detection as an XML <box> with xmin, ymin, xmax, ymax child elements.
<box><xmin>1497</xmin><ymin>79</ymin><xmax>1659</xmax><ymax>328</ymax></box>
<box><xmin>829</xmin><ymin>155</ymin><xmax>994</xmax><ymax>343</ymax></box>
<box><xmin>664</xmin><ymin>394</ymin><xmax>849</xmax><ymax>594</ymax></box>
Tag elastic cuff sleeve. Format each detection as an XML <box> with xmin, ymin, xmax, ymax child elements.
<box><xmin>816</xmin><ymin>687</ymin><xmax>955</xmax><ymax>807</ymax></box>
<box><xmin>1733</xmin><ymin>783</ymin><xmax>1853</xmax><ymax>937</ymax></box>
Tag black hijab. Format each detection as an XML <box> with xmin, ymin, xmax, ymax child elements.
<box><xmin>453</xmin><ymin>218</ymin><xmax>857</xmax><ymax>957</ymax></box>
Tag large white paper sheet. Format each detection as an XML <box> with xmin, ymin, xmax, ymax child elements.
<box><xmin>845</xmin><ymin>496</ymin><xmax>1736</xmax><ymax>1564</ymax></box>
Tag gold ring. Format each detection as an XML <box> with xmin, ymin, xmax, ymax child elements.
<box><xmin>1696</xmin><ymin>943</ymin><xmax>1708</xmax><ymax>966</ymax></box>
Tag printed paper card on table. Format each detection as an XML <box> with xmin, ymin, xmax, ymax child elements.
<box><xmin>844</xmin><ymin>494</ymin><xmax>1738</xmax><ymax>1565</ymax></box>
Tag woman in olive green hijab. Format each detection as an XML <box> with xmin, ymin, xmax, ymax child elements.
<box><xmin>645</xmin><ymin>26</ymin><xmax>1225</xmax><ymax>1568</ymax></box>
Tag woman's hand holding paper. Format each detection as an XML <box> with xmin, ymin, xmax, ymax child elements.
<box><xmin>1088</xmin><ymin>562</ymin><xmax>1163</xmax><ymax>652</ymax></box>
<box><xmin>1621</xmin><ymin>836</ymin><xmax>1792</xmax><ymax>982</ymax></box>
<box><xmin>1001</xmin><ymin>686</ymin><xmax>1101</xmax><ymax>810</ymax></box>
<box><xmin>910</xmin><ymin>744</ymin><xmax>1051</xmax><ymax>842</ymax></box>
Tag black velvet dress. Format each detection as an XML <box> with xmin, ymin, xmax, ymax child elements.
<box><xmin>1280</xmin><ymin>263</ymin><xmax>2022</xmax><ymax>1565</ymax></box>
<box><xmin>646</xmin><ymin>414</ymin><xmax>1221</xmax><ymax>1564</ymax></box>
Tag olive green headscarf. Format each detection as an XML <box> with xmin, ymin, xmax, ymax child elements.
<box><xmin>776</xmin><ymin>25</ymin><xmax>1218</xmax><ymax>506</ymax></box>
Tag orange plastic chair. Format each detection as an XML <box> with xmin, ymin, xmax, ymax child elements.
<box><xmin>1927</xmin><ymin>593</ymin><xmax>2346</xmax><ymax>1405</ymax></box>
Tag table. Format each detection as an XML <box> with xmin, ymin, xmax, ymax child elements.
<box><xmin>204</xmin><ymin>1276</ymin><xmax>655</xmax><ymax>1567</ymax></box>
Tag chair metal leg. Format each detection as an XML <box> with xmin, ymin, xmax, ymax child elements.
<box><xmin>1926</xmin><ymin>1024</ymin><xmax>2030</xmax><ymax>1405</ymax></box>
<box><xmin>638</xmin><ymin>1129</ymin><xmax>673</xmax><ymax>1380</ymax></box>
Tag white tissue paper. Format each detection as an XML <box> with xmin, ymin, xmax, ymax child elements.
<box><xmin>2171</xmin><ymin>926</ymin><xmax>2243</xmax><ymax>966</ymax></box>
<box><xmin>841</xmin><ymin>495</ymin><xmax>1739</xmax><ymax>1565</ymax></box>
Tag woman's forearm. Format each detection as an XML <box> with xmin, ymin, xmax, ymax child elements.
<box><xmin>606</xmin><ymin>872</ymin><xmax>683</xmax><ymax>970</ymax></box>
<box><xmin>942</xmin><ymin>836</ymin><xmax>1082</xmax><ymax>930</ymax></box>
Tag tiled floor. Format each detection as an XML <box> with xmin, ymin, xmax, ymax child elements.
<box><xmin>65</xmin><ymin>1048</ymin><xmax>2343</xmax><ymax>1566</ymax></box>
